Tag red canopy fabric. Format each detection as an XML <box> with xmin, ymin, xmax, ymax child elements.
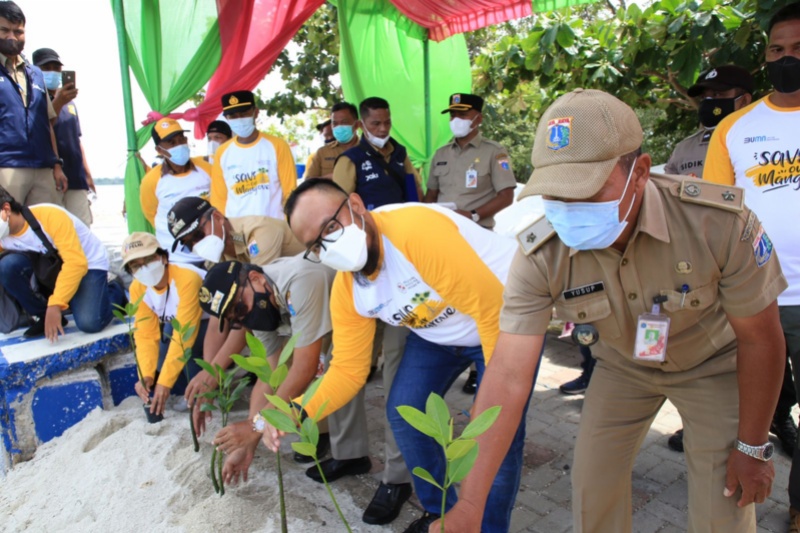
<box><xmin>389</xmin><ymin>0</ymin><xmax>532</xmax><ymax>42</ymax></box>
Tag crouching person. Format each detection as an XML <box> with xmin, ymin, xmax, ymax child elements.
<box><xmin>0</xmin><ymin>186</ymin><xmax>126</xmax><ymax>340</ymax></box>
<box><xmin>121</xmin><ymin>232</ymin><xmax>211</xmax><ymax>416</ymax></box>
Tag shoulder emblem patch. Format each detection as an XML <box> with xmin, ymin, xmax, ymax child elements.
<box><xmin>679</xmin><ymin>179</ymin><xmax>744</xmax><ymax>213</ymax></box>
<box><xmin>248</xmin><ymin>240</ymin><xmax>259</xmax><ymax>257</ymax></box>
<box><xmin>516</xmin><ymin>214</ymin><xmax>556</xmax><ymax>255</ymax></box>
<box><xmin>752</xmin><ymin>226</ymin><xmax>773</xmax><ymax>268</ymax></box>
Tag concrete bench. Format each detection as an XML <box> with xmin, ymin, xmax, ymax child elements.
<box><xmin>0</xmin><ymin>319</ymin><xmax>138</xmax><ymax>475</ymax></box>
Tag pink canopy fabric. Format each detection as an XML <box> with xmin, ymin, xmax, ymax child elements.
<box><xmin>390</xmin><ymin>0</ymin><xmax>532</xmax><ymax>42</ymax></box>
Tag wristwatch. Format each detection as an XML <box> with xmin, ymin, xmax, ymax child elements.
<box><xmin>53</xmin><ymin>157</ymin><xmax>64</xmax><ymax>168</ymax></box>
<box><xmin>735</xmin><ymin>439</ymin><xmax>774</xmax><ymax>461</ymax></box>
<box><xmin>252</xmin><ymin>413</ymin><xmax>266</xmax><ymax>433</ymax></box>
<box><xmin>470</xmin><ymin>210</ymin><xmax>480</xmax><ymax>223</ymax></box>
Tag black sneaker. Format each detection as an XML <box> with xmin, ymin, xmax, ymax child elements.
<box><xmin>362</xmin><ymin>482</ymin><xmax>412</xmax><ymax>525</ymax></box>
<box><xmin>305</xmin><ymin>456</ymin><xmax>371</xmax><ymax>483</ymax></box>
<box><xmin>294</xmin><ymin>432</ymin><xmax>330</xmax><ymax>464</ymax></box>
<box><xmin>771</xmin><ymin>415</ymin><xmax>798</xmax><ymax>457</ymax></box>
<box><xmin>668</xmin><ymin>429</ymin><xmax>684</xmax><ymax>453</ymax></box>
<box><xmin>462</xmin><ymin>370</ymin><xmax>478</xmax><ymax>394</ymax></box>
<box><xmin>559</xmin><ymin>372</ymin><xmax>591</xmax><ymax>395</ymax></box>
<box><xmin>403</xmin><ymin>512</ymin><xmax>440</xmax><ymax>533</ymax></box>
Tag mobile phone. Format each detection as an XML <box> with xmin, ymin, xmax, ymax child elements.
<box><xmin>61</xmin><ymin>70</ymin><xmax>76</xmax><ymax>88</ymax></box>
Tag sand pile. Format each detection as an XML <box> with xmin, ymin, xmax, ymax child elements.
<box><xmin>0</xmin><ymin>397</ymin><xmax>391</xmax><ymax>532</ymax></box>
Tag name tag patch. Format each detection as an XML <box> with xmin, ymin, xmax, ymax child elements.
<box><xmin>563</xmin><ymin>282</ymin><xmax>605</xmax><ymax>300</ymax></box>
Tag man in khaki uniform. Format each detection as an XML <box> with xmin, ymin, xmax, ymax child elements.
<box><xmin>167</xmin><ymin>196</ymin><xmax>303</xmax><ymax>266</ymax></box>
<box><xmin>304</xmin><ymin>102</ymin><xmax>361</xmax><ymax>179</ymax></box>
<box><xmin>434</xmin><ymin>89</ymin><xmax>787</xmax><ymax>533</ymax></box>
<box><xmin>424</xmin><ymin>93</ymin><xmax>516</xmax><ymax>230</ymax></box>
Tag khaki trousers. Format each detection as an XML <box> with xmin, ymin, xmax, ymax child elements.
<box><xmin>328</xmin><ymin>322</ymin><xmax>412</xmax><ymax>484</ymax></box>
<box><xmin>572</xmin><ymin>347</ymin><xmax>754</xmax><ymax>533</ymax></box>
<box><xmin>0</xmin><ymin>167</ymin><xmax>60</xmax><ymax>206</ymax></box>
<box><xmin>62</xmin><ymin>189</ymin><xmax>93</xmax><ymax>226</ymax></box>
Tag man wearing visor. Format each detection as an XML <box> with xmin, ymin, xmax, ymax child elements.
<box><xmin>434</xmin><ymin>89</ymin><xmax>786</xmax><ymax>533</ymax></box>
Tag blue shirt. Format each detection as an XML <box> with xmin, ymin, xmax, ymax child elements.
<box><xmin>52</xmin><ymin>99</ymin><xmax>87</xmax><ymax>190</ymax></box>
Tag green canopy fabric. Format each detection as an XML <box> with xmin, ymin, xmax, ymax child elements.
<box><xmin>337</xmin><ymin>0</ymin><xmax>472</xmax><ymax>182</ymax></box>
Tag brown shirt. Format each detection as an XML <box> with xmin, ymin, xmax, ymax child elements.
<box><xmin>305</xmin><ymin>141</ymin><xmax>354</xmax><ymax>179</ymax></box>
<box><xmin>428</xmin><ymin>133</ymin><xmax>517</xmax><ymax>228</ymax></box>
<box><xmin>500</xmin><ymin>173</ymin><xmax>787</xmax><ymax>372</ymax></box>
<box><xmin>225</xmin><ymin>215</ymin><xmax>305</xmax><ymax>266</ymax></box>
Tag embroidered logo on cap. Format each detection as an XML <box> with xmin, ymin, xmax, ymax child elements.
<box><xmin>199</xmin><ymin>287</ymin><xmax>211</xmax><ymax>304</ymax></box>
<box><xmin>546</xmin><ymin>117</ymin><xmax>572</xmax><ymax>151</ymax></box>
<box><xmin>160</xmin><ymin>121</ymin><xmax>170</xmax><ymax>129</ymax></box>
<box><xmin>705</xmin><ymin>69</ymin><xmax>718</xmax><ymax>80</ymax></box>
<box><xmin>229</xmin><ymin>95</ymin><xmax>239</xmax><ymax>105</ymax></box>
<box><xmin>453</xmin><ymin>94</ymin><xmax>461</xmax><ymax>103</ymax></box>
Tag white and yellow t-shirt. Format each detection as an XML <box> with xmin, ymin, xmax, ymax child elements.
<box><xmin>0</xmin><ymin>204</ymin><xmax>108</xmax><ymax>309</ymax></box>
<box><xmin>299</xmin><ymin>203</ymin><xmax>516</xmax><ymax>419</ymax></box>
<box><xmin>140</xmin><ymin>157</ymin><xmax>211</xmax><ymax>264</ymax></box>
<box><xmin>210</xmin><ymin>133</ymin><xmax>297</xmax><ymax>219</ymax></box>
<box><xmin>129</xmin><ymin>263</ymin><xmax>206</xmax><ymax>388</ymax></box>
<box><xmin>704</xmin><ymin>95</ymin><xmax>800</xmax><ymax>305</ymax></box>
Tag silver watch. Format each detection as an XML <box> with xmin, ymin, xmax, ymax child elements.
<box><xmin>470</xmin><ymin>210</ymin><xmax>480</xmax><ymax>223</ymax></box>
<box><xmin>252</xmin><ymin>413</ymin><xmax>266</xmax><ymax>433</ymax></box>
<box><xmin>735</xmin><ymin>439</ymin><xmax>774</xmax><ymax>461</ymax></box>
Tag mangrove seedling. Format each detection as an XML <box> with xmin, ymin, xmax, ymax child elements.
<box><xmin>172</xmin><ymin>317</ymin><xmax>199</xmax><ymax>452</ymax></box>
<box><xmin>112</xmin><ymin>295</ymin><xmax>158</xmax><ymax>422</ymax></box>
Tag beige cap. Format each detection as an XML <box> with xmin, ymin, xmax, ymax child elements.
<box><xmin>519</xmin><ymin>89</ymin><xmax>643</xmax><ymax>200</ymax></box>
<box><xmin>121</xmin><ymin>232</ymin><xmax>161</xmax><ymax>268</ymax></box>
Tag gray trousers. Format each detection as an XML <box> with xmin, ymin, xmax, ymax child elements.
<box><xmin>327</xmin><ymin>322</ymin><xmax>411</xmax><ymax>484</ymax></box>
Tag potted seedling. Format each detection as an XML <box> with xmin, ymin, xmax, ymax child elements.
<box><xmin>172</xmin><ymin>317</ymin><xmax>200</xmax><ymax>452</ymax></box>
<box><xmin>112</xmin><ymin>296</ymin><xmax>162</xmax><ymax>424</ymax></box>
<box><xmin>195</xmin><ymin>357</ymin><xmax>248</xmax><ymax>496</ymax></box>
<box><xmin>397</xmin><ymin>392</ymin><xmax>501</xmax><ymax>532</ymax></box>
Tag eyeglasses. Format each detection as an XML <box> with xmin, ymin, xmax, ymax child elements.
<box><xmin>222</xmin><ymin>275</ymin><xmax>255</xmax><ymax>330</ymax></box>
<box><xmin>179</xmin><ymin>212</ymin><xmax>213</xmax><ymax>252</ymax></box>
<box><xmin>303</xmin><ymin>197</ymin><xmax>350</xmax><ymax>263</ymax></box>
<box><xmin>127</xmin><ymin>254</ymin><xmax>160</xmax><ymax>274</ymax></box>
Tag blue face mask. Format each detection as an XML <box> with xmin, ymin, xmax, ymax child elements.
<box><xmin>165</xmin><ymin>144</ymin><xmax>191</xmax><ymax>167</ymax></box>
<box><xmin>228</xmin><ymin>117</ymin><xmax>256</xmax><ymax>138</ymax></box>
<box><xmin>42</xmin><ymin>71</ymin><xmax>61</xmax><ymax>91</ymax></box>
<box><xmin>332</xmin><ymin>125</ymin><xmax>354</xmax><ymax>144</ymax></box>
<box><xmin>542</xmin><ymin>158</ymin><xmax>638</xmax><ymax>251</ymax></box>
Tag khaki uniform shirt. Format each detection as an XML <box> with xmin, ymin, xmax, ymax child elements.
<box><xmin>501</xmin><ymin>173</ymin><xmax>786</xmax><ymax>372</ymax></box>
<box><xmin>305</xmin><ymin>140</ymin><xmax>356</xmax><ymax>179</ymax></box>
<box><xmin>225</xmin><ymin>216</ymin><xmax>305</xmax><ymax>266</ymax></box>
<box><xmin>0</xmin><ymin>52</ymin><xmax>56</xmax><ymax>119</ymax></box>
<box><xmin>664</xmin><ymin>128</ymin><xmax>713</xmax><ymax>178</ymax></box>
<box><xmin>428</xmin><ymin>133</ymin><xmax>516</xmax><ymax>229</ymax></box>
<box><xmin>258</xmin><ymin>255</ymin><xmax>336</xmax><ymax>355</ymax></box>
<box><xmin>332</xmin><ymin>137</ymin><xmax>419</xmax><ymax>194</ymax></box>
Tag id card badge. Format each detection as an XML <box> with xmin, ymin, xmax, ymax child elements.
<box><xmin>634</xmin><ymin>296</ymin><xmax>670</xmax><ymax>362</ymax></box>
<box><xmin>465</xmin><ymin>167</ymin><xmax>478</xmax><ymax>188</ymax></box>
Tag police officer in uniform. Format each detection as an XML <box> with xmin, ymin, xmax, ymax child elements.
<box><xmin>664</xmin><ymin>65</ymin><xmax>754</xmax><ymax>178</ymax></box>
<box><xmin>424</xmin><ymin>93</ymin><xmax>516</xmax><ymax>230</ymax></box>
<box><xmin>433</xmin><ymin>89</ymin><xmax>787</xmax><ymax>533</ymax></box>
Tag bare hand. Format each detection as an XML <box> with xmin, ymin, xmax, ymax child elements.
<box><xmin>213</xmin><ymin>420</ymin><xmax>259</xmax><ymax>454</ymax></box>
<box><xmin>85</xmin><ymin>175</ymin><xmax>96</xmax><ymax>194</ymax></box>
<box><xmin>53</xmin><ymin>83</ymin><xmax>78</xmax><ymax>108</ymax></box>
<box><xmin>150</xmin><ymin>384</ymin><xmax>170</xmax><ymax>415</ymax></box>
<box><xmin>44</xmin><ymin>305</ymin><xmax>64</xmax><ymax>342</ymax></box>
<box><xmin>222</xmin><ymin>446</ymin><xmax>255</xmax><ymax>486</ymax></box>
<box><xmin>53</xmin><ymin>165</ymin><xmax>68</xmax><ymax>193</ymax></box>
<box><xmin>192</xmin><ymin>397</ymin><xmax>213</xmax><ymax>437</ymax></box>
<box><xmin>185</xmin><ymin>370</ymin><xmax>213</xmax><ymax>406</ymax></box>
<box><xmin>724</xmin><ymin>448</ymin><xmax>774</xmax><ymax>506</ymax></box>
<box><xmin>134</xmin><ymin>376</ymin><xmax>154</xmax><ymax>404</ymax></box>
<box><xmin>261</xmin><ymin>420</ymin><xmax>287</xmax><ymax>453</ymax></box>
<box><xmin>430</xmin><ymin>500</ymin><xmax>482</xmax><ymax>533</ymax></box>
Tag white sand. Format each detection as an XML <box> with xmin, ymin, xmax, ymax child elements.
<box><xmin>0</xmin><ymin>397</ymin><xmax>389</xmax><ymax>533</ymax></box>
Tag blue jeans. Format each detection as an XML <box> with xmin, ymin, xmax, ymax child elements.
<box><xmin>386</xmin><ymin>332</ymin><xmax>539</xmax><ymax>532</ymax></box>
<box><xmin>157</xmin><ymin>320</ymin><xmax>206</xmax><ymax>395</ymax></box>
<box><xmin>0</xmin><ymin>252</ymin><xmax>126</xmax><ymax>333</ymax></box>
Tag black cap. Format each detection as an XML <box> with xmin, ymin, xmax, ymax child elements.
<box><xmin>32</xmin><ymin>48</ymin><xmax>63</xmax><ymax>67</ymax></box>
<box><xmin>199</xmin><ymin>261</ymin><xmax>242</xmax><ymax>331</ymax></box>
<box><xmin>688</xmin><ymin>65</ymin><xmax>755</xmax><ymax>97</ymax></box>
<box><xmin>221</xmin><ymin>91</ymin><xmax>256</xmax><ymax>115</ymax></box>
<box><xmin>167</xmin><ymin>197</ymin><xmax>213</xmax><ymax>251</ymax></box>
<box><xmin>441</xmin><ymin>93</ymin><xmax>484</xmax><ymax>114</ymax></box>
<box><xmin>207</xmin><ymin>120</ymin><xmax>232</xmax><ymax>139</ymax></box>
<box><xmin>316</xmin><ymin>119</ymin><xmax>331</xmax><ymax>132</ymax></box>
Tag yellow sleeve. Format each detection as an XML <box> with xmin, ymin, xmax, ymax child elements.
<box><xmin>332</xmin><ymin>156</ymin><xmax>357</xmax><ymax>193</ymax></box>
<box><xmin>702</xmin><ymin>120</ymin><xmax>735</xmax><ymax>185</ymax></box>
<box><xmin>389</xmin><ymin>208</ymin><xmax>504</xmax><ymax>361</ymax></box>
<box><xmin>296</xmin><ymin>272</ymin><xmax>376</xmax><ymax>420</ymax></box>
<box><xmin>269</xmin><ymin>135</ymin><xmax>298</xmax><ymax>204</ymax></box>
<box><xmin>31</xmin><ymin>206</ymin><xmax>90</xmax><ymax>309</ymax></box>
<box><xmin>139</xmin><ymin>166</ymin><xmax>161</xmax><ymax>226</ymax></box>
<box><xmin>209</xmin><ymin>142</ymin><xmax>231</xmax><ymax>215</ymax></box>
<box><xmin>130</xmin><ymin>281</ymin><xmax>161</xmax><ymax>381</ymax></box>
<box><xmin>192</xmin><ymin>157</ymin><xmax>212</xmax><ymax>177</ymax></box>
<box><xmin>158</xmin><ymin>267</ymin><xmax>204</xmax><ymax>388</ymax></box>
<box><xmin>305</xmin><ymin>149</ymin><xmax>323</xmax><ymax>179</ymax></box>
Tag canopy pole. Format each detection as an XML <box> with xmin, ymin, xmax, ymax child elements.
<box><xmin>423</xmin><ymin>37</ymin><xmax>432</xmax><ymax>187</ymax></box>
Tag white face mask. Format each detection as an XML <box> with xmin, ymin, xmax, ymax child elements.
<box><xmin>193</xmin><ymin>216</ymin><xmax>226</xmax><ymax>263</ymax></box>
<box><xmin>0</xmin><ymin>211</ymin><xmax>9</xmax><ymax>240</ymax></box>
<box><xmin>449</xmin><ymin>116</ymin><xmax>477</xmax><ymax>138</ymax></box>
<box><xmin>318</xmin><ymin>202</ymin><xmax>369</xmax><ymax>272</ymax></box>
<box><xmin>133</xmin><ymin>260</ymin><xmax>166</xmax><ymax>287</ymax></box>
<box><xmin>362</xmin><ymin>123</ymin><xmax>389</xmax><ymax>149</ymax></box>
<box><xmin>228</xmin><ymin>117</ymin><xmax>256</xmax><ymax>138</ymax></box>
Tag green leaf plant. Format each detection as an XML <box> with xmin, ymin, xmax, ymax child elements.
<box><xmin>112</xmin><ymin>295</ymin><xmax>150</xmax><ymax>409</ymax></box>
<box><xmin>195</xmin><ymin>356</ymin><xmax>248</xmax><ymax>496</ymax></box>
<box><xmin>397</xmin><ymin>393</ymin><xmax>501</xmax><ymax>532</ymax></box>
<box><xmin>232</xmin><ymin>332</ymin><xmax>351</xmax><ymax>533</ymax></box>
<box><xmin>172</xmin><ymin>318</ymin><xmax>200</xmax><ymax>453</ymax></box>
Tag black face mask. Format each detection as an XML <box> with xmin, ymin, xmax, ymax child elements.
<box><xmin>767</xmin><ymin>56</ymin><xmax>800</xmax><ymax>94</ymax></box>
<box><xmin>698</xmin><ymin>97</ymin><xmax>738</xmax><ymax>128</ymax></box>
<box><xmin>242</xmin><ymin>290</ymin><xmax>282</xmax><ymax>331</ymax></box>
<box><xmin>0</xmin><ymin>39</ymin><xmax>23</xmax><ymax>57</ymax></box>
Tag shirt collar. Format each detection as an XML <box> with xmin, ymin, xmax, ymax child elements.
<box><xmin>0</xmin><ymin>52</ymin><xmax>24</xmax><ymax>71</ymax></box>
<box><xmin>450</xmin><ymin>132</ymin><xmax>483</xmax><ymax>149</ymax></box>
